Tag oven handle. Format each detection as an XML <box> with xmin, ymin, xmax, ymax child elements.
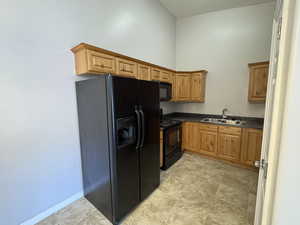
<box><xmin>139</xmin><ymin>106</ymin><xmax>145</xmax><ymax>148</ymax></box>
<box><xmin>135</xmin><ymin>106</ymin><xmax>141</xmax><ymax>149</ymax></box>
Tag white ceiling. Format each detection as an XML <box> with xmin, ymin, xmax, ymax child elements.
<box><xmin>159</xmin><ymin>0</ymin><xmax>274</xmax><ymax>18</ymax></box>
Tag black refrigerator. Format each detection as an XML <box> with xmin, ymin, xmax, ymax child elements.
<box><xmin>76</xmin><ymin>75</ymin><xmax>160</xmax><ymax>225</ymax></box>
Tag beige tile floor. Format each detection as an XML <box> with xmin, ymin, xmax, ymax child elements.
<box><xmin>37</xmin><ymin>152</ymin><xmax>258</xmax><ymax>225</ymax></box>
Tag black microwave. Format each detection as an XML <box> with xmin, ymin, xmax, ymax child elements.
<box><xmin>160</xmin><ymin>82</ymin><xmax>172</xmax><ymax>101</ymax></box>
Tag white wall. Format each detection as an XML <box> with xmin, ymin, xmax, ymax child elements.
<box><xmin>272</xmin><ymin>1</ymin><xmax>300</xmax><ymax>224</ymax></box>
<box><xmin>0</xmin><ymin>1</ymin><xmax>175</xmax><ymax>225</ymax></box>
<box><xmin>175</xmin><ymin>3</ymin><xmax>275</xmax><ymax>117</ymax></box>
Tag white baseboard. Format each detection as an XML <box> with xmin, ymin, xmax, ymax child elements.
<box><xmin>20</xmin><ymin>191</ymin><xmax>84</xmax><ymax>225</ymax></box>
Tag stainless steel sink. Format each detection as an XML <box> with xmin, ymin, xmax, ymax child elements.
<box><xmin>201</xmin><ymin>118</ymin><xmax>246</xmax><ymax>125</ymax></box>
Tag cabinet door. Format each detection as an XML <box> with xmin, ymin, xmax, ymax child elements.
<box><xmin>217</xmin><ymin>133</ymin><xmax>241</xmax><ymax>162</ymax></box>
<box><xmin>116</xmin><ymin>58</ymin><xmax>137</xmax><ymax>78</ymax></box>
<box><xmin>160</xmin><ymin>70</ymin><xmax>172</xmax><ymax>83</ymax></box>
<box><xmin>151</xmin><ymin>67</ymin><xmax>160</xmax><ymax>81</ymax></box>
<box><xmin>171</xmin><ymin>73</ymin><xmax>177</xmax><ymax>101</ymax></box>
<box><xmin>182</xmin><ymin>122</ymin><xmax>199</xmax><ymax>151</ymax></box>
<box><xmin>175</xmin><ymin>74</ymin><xmax>191</xmax><ymax>101</ymax></box>
<box><xmin>87</xmin><ymin>50</ymin><xmax>116</xmax><ymax>74</ymax></box>
<box><xmin>189</xmin><ymin>123</ymin><xmax>200</xmax><ymax>152</ymax></box>
<box><xmin>199</xmin><ymin>130</ymin><xmax>218</xmax><ymax>157</ymax></box>
<box><xmin>138</xmin><ymin>64</ymin><xmax>151</xmax><ymax>81</ymax></box>
<box><xmin>248</xmin><ymin>62</ymin><xmax>269</xmax><ymax>102</ymax></box>
<box><xmin>182</xmin><ymin>122</ymin><xmax>190</xmax><ymax>150</ymax></box>
<box><xmin>241</xmin><ymin>128</ymin><xmax>263</xmax><ymax>167</ymax></box>
<box><xmin>191</xmin><ymin>73</ymin><xmax>206</xmax><ymax>102</ymax></box>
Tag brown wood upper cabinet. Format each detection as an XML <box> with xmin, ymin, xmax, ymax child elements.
<box><xmin>241</xmin><ymin>128</ymin><xmax>263</xmax><ymax>167</ymax></box>
<box><xmin>73</xmin><ymin>49</ymin><xmax>116</xmax><ymax>75</ymax></box>
<box><xmin>138</xmin><ymin>64</ymin><xmax>151</xmax><ymax>81</ymax></box>
<box><xmin>191</xmin><ymin>73</ymin><xmax>206</xmax><ymax>102</ymax></box>
<box><xmin>171</xmin><ymin>73</ymin><xmax>177</xmax><ymax>101</ymax></box>
<box><xmin>149</xmin><ymin>68</ymin><xmax>172</xmax><ymax>83</ymax></box>
<box><xmin>71</xmin><ymin>43</ymin><xmax>207</xmax><ymax>101</ymax></box>
<box><xmin>151</xmin><ymin>67</ymin><xmax>161</xmax><ymax>81</ymax></box>
<box><xmin>87</xmin><ymin>50</ymin><xmax>116</xmax><ymax>74</ymax></box>
<box><xmin>116</xmin><ymin>58</ymin><xmax>137</xmax><ymax>78</ymax></box>
<box><xmin>248</xmin><ymin>61</ymin><xmax>269</xmax><ymax>102</ymax></box>
<box><xmin>175</xmin><ymin>74</ymin><xmax>191</xmax><ymax>101</ymax></box>
<box><xmin>172</xmin><ymin>72</ymin><xmax>207</xmax><ymax>102</ymax></box>
<box><xmin>160</xmin><ymin>70</ymin><xmax>172</xmax><ymax>83</ymax></box>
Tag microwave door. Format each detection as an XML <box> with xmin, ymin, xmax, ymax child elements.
<box><xmin>160</xmin><ymin>82</ymin><xmax>172</xmax><ymax>101</ymax></box>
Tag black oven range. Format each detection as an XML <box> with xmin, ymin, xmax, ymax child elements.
<box><xmin>160</xmin><ymin>119</ymin><xmax>183</xmax><ymax>170</ymax></box>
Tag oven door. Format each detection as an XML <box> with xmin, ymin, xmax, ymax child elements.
<box><xmin>160</xmin><ymin>82</ymin><xmax>172</xmax><ymax>101</ymax></box>
<box><xmin>164</xmin><ymin>126</ymin><xmax>182</xmax><ymax>157</ymax></box>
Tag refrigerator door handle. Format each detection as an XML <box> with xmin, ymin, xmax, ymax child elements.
<box><xmin>139</xmin><ymin>106</ymin><xmax>145</xmax><ymax>148</ymax></box>
<box><xmin>135</xmin><ymin>106</ymin><xmax>141</xmax><ymax>149</ymax></box>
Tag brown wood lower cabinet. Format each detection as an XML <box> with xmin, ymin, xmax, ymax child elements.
<box><xmin>182</xmin><ymin>122</ymin><xmax>189</xmax><ymax>150</ymax></box>
<box><xmin>182</xmin><ymin>122</ymin><xmax>218</xmax><ymax>156</ymax></box>
<box><xmin>217</xmin><ymin>133</ymin><xmax>241</xmax><ymax>162</ymax></box>
<box><xmin>182</xmin><ymin>122</ymin><xmax>196</xmax><ymax>150</ymax></box>
<box><xmin>199</xmin><ymin>130</ymin><xmax>218</xmax><ymax>157</ymax></box>
<box><xmin>181</xmin><ymin>122</ymin><xmax>262</xmax><ymax>169</ymax></box>
<box><xmin>188</xmin><ymin>123</ymin><xmax>200</xmax><ymax>152</ymax></box>
<box><xmin>241</xmin><ymin>128</ymin><xmax>263</xmax><ymax>167</ymax></box>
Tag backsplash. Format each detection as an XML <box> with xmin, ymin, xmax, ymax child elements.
<box><xmin>174</xmin><ymin>103</ymin><xmax>265</xmax><ymax>118</ymax></box>
<box><xmin>160</xmin><ymin>102</ymin><xmax>265</xmax><ymax>118</ymax></box>
<box><xmin>160</xmin><ymin>102</ymin><xmax>177</xmax><ymax>114</ymax></box>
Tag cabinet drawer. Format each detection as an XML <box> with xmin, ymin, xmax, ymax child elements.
<box><xmin>87</xmin><ymin>50</ymin><xmax>116</xmax><ymax>73</ymax></box>
<box><xmin>116</xmin><ymin>58</ymin><xmax>137</xmax><ymax>78</ymax></box>
<box><xmin>219</xmin><ymin>126</ymin><xmax>242</xmax><ymax>135</ymax></box>
<box><xmin>151</xmin><ymin>67</ymin><xmax>160</xmax><ymax>80</ymax></box>
<box><xmin>160</xmin><ymin>70</ymin><xmax>171</xmax><ymax>83</ymax></box>
<box><xmin>198</xmin><ymin>123</ymin><xmax>218</xmax><ymax>132</ymax></box>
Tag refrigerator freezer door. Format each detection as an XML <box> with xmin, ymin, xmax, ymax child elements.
<box><xmin>111</xmin><ymin>76</ymin><xmax>141</xmax><ymax>223</ymax></box>
<box><xmin>138</xmin><ymin>80</ymin><xmax>160</xmax><ymax>201</ymax></box>
<box><xmin>112</xmin><ymin>76</ymin><xmax>139</xmax><ymax>118</ymax></box>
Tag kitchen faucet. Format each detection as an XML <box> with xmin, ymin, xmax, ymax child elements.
<box><xmin>222</xmin><ymin>108</ymin><xmax>228</xmax><ymax>119</ymax></box>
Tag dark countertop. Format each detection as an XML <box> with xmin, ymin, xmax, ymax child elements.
<box><xmin>163</xmin><ymin>112</ymin><xmax>264</xmax><ymax>129</ymax></box>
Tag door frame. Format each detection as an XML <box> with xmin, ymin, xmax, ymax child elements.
<box><xmin>255</xmin><ymin>0</ymin><xmax>297</xmax><ymax>224</ymax></box>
